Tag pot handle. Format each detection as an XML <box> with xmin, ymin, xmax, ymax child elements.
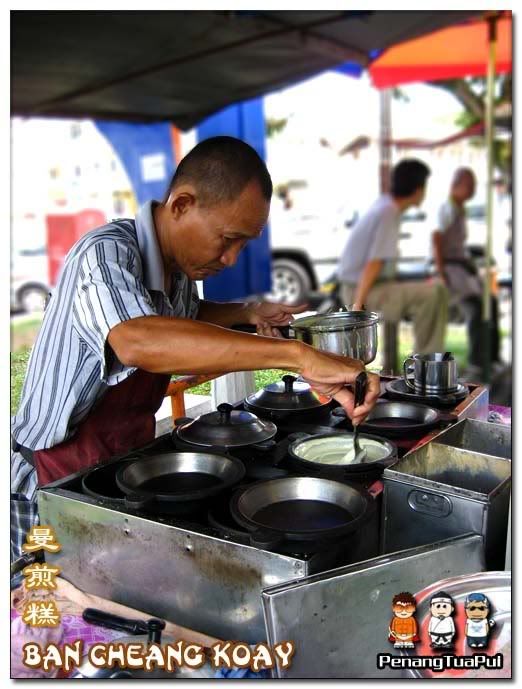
<box><xmin>11</xmin><ymin>551</ymin><xmax>43</xmax><ymax>577</ymax></box>
<box><xmin>403</xmin><ymin>357</ymin><xmax>416</xmax><ymax>390</ymax></box>
<box><xmin>249</xmin><ymin>529</ymin><xmax>284</xmax><ymax>550</ymax></box>
<box><xmin>83</xmin><ymin>608</ymin><xmax>165</xmax><ymax>642</ymax></box>
<box><xmin>174</xmin><ymin>416</ymin><xmax>194</xmax><ymax>427</ymax></box>
<box><xmin>124</xmin><ymin>493</ymin><xmax>152</xmax><ymax>511</ymax></box>
<box><xmin>282</xmin><ymin>374</ymin><xmax>296</xmax><ymax>393</ymax></box>
<box><xmin>437</xmin><ymin>411</ymin><xmax>459</xmax><ymax>425</ymax></box>
<box><xmin>217</xmin><ymin>403</ymin><xmax>233</xmax><ymax>423</ymax></box>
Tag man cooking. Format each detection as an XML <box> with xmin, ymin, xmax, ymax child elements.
<box><xmin>11</xmin><ymin>136</ymin><xmax>380</xmax><ymax>567</ymax></box>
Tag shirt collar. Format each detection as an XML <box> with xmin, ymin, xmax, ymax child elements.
<box><xmin>134</xmin><ymin>200</ymin><xmax>165</xmax><ymax>293</ymax></box>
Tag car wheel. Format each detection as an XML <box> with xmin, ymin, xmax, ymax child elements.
<box><xmin>270</xmin><ymin>258</ymin><xmax>312</xmax><ymax>305</ymax></box>
<box><xmin>19</xmin><ymin>286</ymin><xmax>49</xmax><ymax>313</ymax></box>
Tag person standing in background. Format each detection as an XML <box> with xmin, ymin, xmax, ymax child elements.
<box><xmin>432</xmin><ymin>167</ymin><xmax>502</xmax><ymax>378</ymax></box>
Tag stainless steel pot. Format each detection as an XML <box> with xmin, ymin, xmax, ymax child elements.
<box><xmin>290</xmin><ymin>310</ymin><xmax>379</xmax><ymax>363</ymax></box>
<box><xmin>232</xmin><ymin>308</ymin><xmax>379</xmax><ymax>363</ymax></box>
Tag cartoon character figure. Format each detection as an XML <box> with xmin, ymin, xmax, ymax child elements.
<box><xmin>388</xmin><ymin>592</ymin><xmax>419</xmax><ymax>649</ymax></box>
<box><xmin>464</xmin><ymin>592</ymin><xmax>495</xmax><ymax>649</ymax></box>
<box><xmin>428</xmin><ymin>590</ymin><xmax>456</xmax><ymax>650</ymax></box>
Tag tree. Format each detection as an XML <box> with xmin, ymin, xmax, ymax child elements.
<box><xmin>428</xmin><ymin>75</ymin><xmax>512</xmax><ymax>185</ymax></box>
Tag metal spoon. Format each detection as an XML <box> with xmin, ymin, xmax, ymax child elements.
<box><xmin>342</xmin><ymin>370</ymin><xmax>368</xmax><ymax>464</ymax></box>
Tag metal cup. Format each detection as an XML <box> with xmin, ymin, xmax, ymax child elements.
<box><xmin>403</xmin><ymin>353</ymin><xmax>459</xmax><ymax>395</ymax></box>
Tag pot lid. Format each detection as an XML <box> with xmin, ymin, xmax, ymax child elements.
<box><xmin>245</xmin><ymin>375</ymin><xmax>330</xmax><ymax>412</ymax></box>
<box><xmin>176</xmin><ymin>403</ymin><xmax>277</xmax><ymax>448</ymax></box>
<box><xmin>290</xmin><ymin>433</ymin><xmax>394</xmax><ymax>466</ymax></box>
<box><xmin>291</xmin><ymin>310</ymin><xmax>379</xmax><ymax>334</ymax></box>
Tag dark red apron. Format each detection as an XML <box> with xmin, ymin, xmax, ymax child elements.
<box><xmin>33</xmin><ymin>369</ymin><xmax>171</xmax><ymax>485</ymax></box>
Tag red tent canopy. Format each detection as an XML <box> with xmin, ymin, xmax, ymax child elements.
<box><xmin>370</xmin><ymin>14</ymin><xmax>511</xmax><ymax>88</ymax></box>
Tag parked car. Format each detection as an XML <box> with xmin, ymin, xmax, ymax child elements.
<box><xmin>267</xmin><ymin>200</ymin><xmax>500</xmax><ymax>305</ymax></box>
<box><xmin>267</xmin><ymin>205</ymin><xmax>432</xmax><ymax>304</ymax></box>
<box><xmin>268</xmin><ymin>207</ymin><xmax>359</xmax><ymax>304</ymax></box>
<box><xmin>11</xmin><ymin>245</ymin><xmax>50</xmax><ymax>313</ymax></box>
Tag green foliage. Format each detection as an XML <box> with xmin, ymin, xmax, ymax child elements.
<box><xmin>265</xmin><ymin>117</ymin><xmax>288</xmax><ymax>138</ymax></box>
<box><xmin>11</xmin><ymin>348</ymin><xmax>31</xmax><ymax>414</ymax></box>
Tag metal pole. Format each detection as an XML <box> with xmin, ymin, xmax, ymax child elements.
<box><xmin>379</xmin><ymin>89</ymin><xmax>398</xmax><ymax>374</ymax></box>
<box><xmin>482</xmin><ymin>14</ymin><xmax>498</xmax><ymax>384</ymax></box>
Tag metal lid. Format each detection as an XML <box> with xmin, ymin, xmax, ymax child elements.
<box><xmin>245</xmin><ymin>375</ymin><xmax>330</xmax><ymax>412</ymax></box>
<box><xmin>291</xmin><ymin>310</ymin><xmax>379</xmax><ymax>334</ymax></box>
<box><xmin>176</xmin><ymin>403</ymin><xmax>277</xmax><ymax>448</ymax></box>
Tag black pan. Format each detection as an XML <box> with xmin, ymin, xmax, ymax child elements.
<box><xmin>230</xmin><ymin>476</ymin><xmax>373</xmax><ymax>549</ymax></box>
<box><xmin>357</xmin><ymin>400</ymin><xmax>457</xmax><ymax>438</ymax></box>
<box><xmin>287</xmin><ymin>432</ymin><xmax>398</xmax><ymax>482</ymax></box>
<box><xmin>116</xmin><ymin>451</ymin><xmax>245</xmax><ymax>515</ymax></box>
<box><xmin>82</xmin><ymin>458</ymin><xmax>138</xmax><ymax>504</ymax></box>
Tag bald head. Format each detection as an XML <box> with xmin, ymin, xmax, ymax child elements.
<box><xmin>451</xmin><ymin>167</ymin><xmax>476</xmax><ymax>204</ymax></box>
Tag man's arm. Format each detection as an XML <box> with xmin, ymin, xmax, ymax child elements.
<box><xmin>353</xmin><ymin>259</ymin><xmax>383</xmax><ymax>310</ymax></box>
<box><xmin>107</xmin><ymin>315</ymin><xmax>381</xmax><ymax>423</ymax></box>
<box><xmin>196</xmin><ymin>300</ymin><xmax>253</xmax><ymax>328</ymax></box>
<box><xmin>108</xmin><ymin>315</ymin><xmax>299</xmax><ymax>375</ymax></box>
<box><xmin>197</xmin><ymin>299</ymin><xmax>309</xmax><ymax>335</ymax></box>
<box><xmin>432</xmin><ymin>231</ymin><xmax>448</xmax><ymax>285</ymax></box>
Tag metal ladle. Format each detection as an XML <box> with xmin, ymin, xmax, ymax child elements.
<box><xmin>353</xmin><ymin>371</ymin><xmax>368</xmax><ymax>463</ymax></box>
<box><xmin>342</xmin><ymin>370</ymin><xmax>368</xmax><ymax>464</ymax></box>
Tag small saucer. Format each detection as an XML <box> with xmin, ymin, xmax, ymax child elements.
<box><xmin>385</xmin><ymin>379</ymin><xmax>469</xmax><ymax>407</ymax></box>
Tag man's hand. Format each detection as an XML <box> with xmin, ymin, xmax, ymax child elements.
<box><xmin>298</xmin><ymin>345</ymin><xmax>380</xmax><ymax>424</ymax></box>
<box><xmin>247</xmin><ymin>301</ymin><xmax>309</xmax><ymax>337</ymax></box>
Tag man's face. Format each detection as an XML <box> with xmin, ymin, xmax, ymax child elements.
<box><xmin>412</xmin><ymin>184</ymin><xmax>426</xmax><ymax>207</ymax></box>
<box><xmin>453</xmin><ymin>173</ymin><xmax>476</xmax><ymax>203</ymax></box>
<box><xmin>430</xmin><ymin>600</ymin><xmax>453</xmax><ymax>618</ymax></box>
<box><xmin>465</xmin><ymin>601</ymin><xmax>489</xmax><ymax>620</ymax></box>
<box><xmin>393</xmin><ymin>601</ymin><xmax>416</xmax><ymax>618</ymax></box>
<box><xmin>164</xmin><ymin>180</ymin><xmax>270</xmax><ymax>280</ymax></box>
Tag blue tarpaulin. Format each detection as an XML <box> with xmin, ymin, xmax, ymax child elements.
<box><xmin>95</xmin><ymin>121</ymin><xmax>175</xmax><ymax>205</ymax></box>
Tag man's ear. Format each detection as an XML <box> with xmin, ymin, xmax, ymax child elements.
<box><xmin>168</xmin><ymin>190</ymin><xmax>197</xmax><ymax>220</ymax></box>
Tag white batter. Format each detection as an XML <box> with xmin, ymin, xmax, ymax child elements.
<box><xmin>293</xmin><ymin>436</ymin><xmax>388</xmax><ymax>465</ymax></box>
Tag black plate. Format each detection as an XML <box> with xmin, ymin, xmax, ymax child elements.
<box><xmin>385</xmin><ymin>379</ymin><xmax>469</xmax><ymax>407</ymax></box>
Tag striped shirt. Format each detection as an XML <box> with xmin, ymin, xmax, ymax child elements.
<box><xmin>11</xmin><ymin>201</ymin><xmax>200</xmax><ymax>450</ymax></box>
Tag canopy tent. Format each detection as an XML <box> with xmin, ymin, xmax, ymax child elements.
<box><xmin>369</xmin><ymin>12</ymin><xmax>512</xmax><ymax>382</ymax></box>
<box><xmin>11</xmin><ymin>10</ymin><xmax>480</xmax><ymax>130</ymax></box>
<box><xmin>369</xmin><ymin>13</ymin><xmax>512</xmax><ymax>87</ymax></box>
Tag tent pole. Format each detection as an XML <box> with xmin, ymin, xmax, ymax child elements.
<box><xmin>482</xmin><ymin>14</ymin><xmax>498</xmax><ymax>384</ymax></box>
<box><xmin>379</xmin><ymin>89</ymin><xmax>397</xmax><ymax>374</ymax></box>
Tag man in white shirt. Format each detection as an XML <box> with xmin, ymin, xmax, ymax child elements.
<box><xmin>464</xmin><ymin>592</ymin><xmax>495</xmax><ymax>649</ymax></box>
<box><xmin>428</xmin><ymin>591</ymin><xmax>456</xmax><ymax>650</ymax></box>
<box><xmin>339</xmin><ymin>159</ymin><xmax>448</xmax><ymax>354</ymax></box>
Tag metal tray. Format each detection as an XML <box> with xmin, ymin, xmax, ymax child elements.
<box><xmin>262</xmin><ymin>534</ymin><xmax>484</xmax><ymax>678</ymax></box>
<box><xmin>429</xmin><ymin>418</ymin><xmax>511</xmax><ymax>460</ymax></box>
<box><xmin>383</xmin><ymin>442</ymin><xmax>511</xmax><ymax>501</ymax></box>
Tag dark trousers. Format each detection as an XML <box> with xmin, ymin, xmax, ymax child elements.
<box><xmin>460</xmin><ymin>295</ymin><xmax>500</xmax><ymax>368</ymax></box>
